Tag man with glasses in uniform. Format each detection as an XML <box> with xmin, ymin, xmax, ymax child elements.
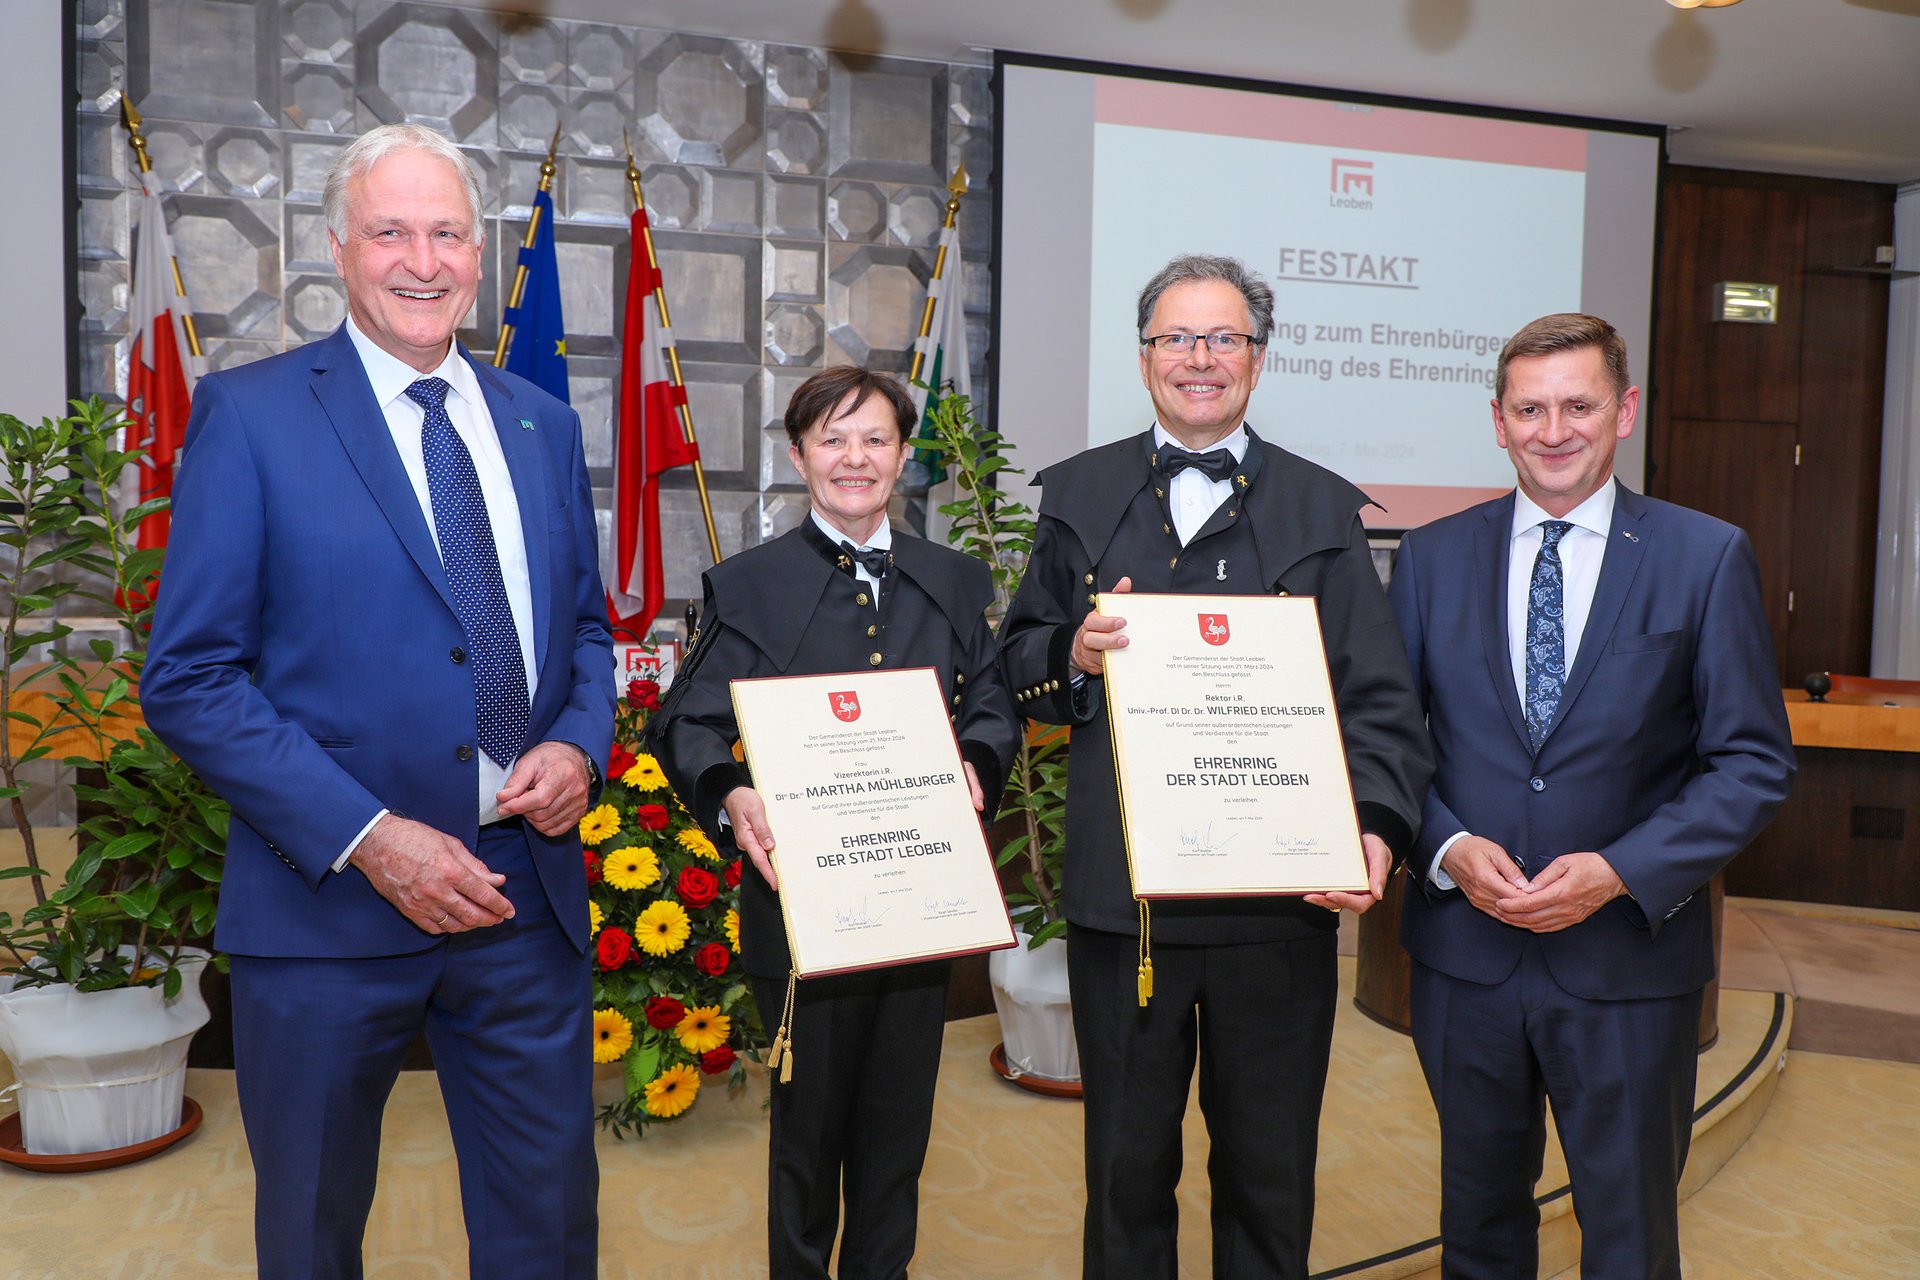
<box><xmin>1001</xmin><ymin>253</ymin><xmax>1431</xmax><ymax>1280</ymax></box>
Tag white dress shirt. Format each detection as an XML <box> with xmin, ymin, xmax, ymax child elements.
<box><xmin>334</xmin><ymin>318</ymin><xmax>539</xmax><ymax>869</ymax></box>
<box><xmin>811</xmin><ymin>509</ymin><xmax>892</xmax><ymax>603</ymax></box>
<box><xmin>1154</xmin><ymin>422</ymin><xmax>1248</xmax><ymax>546</ymax></box>
<box><xmin>1430</xmin><ymin>481</ymin><xmax>1617</xmax><ymax>888</ymax></box>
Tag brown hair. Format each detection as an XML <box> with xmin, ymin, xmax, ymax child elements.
<box><xmin>783</xmin><ymin>365</ymin><xmax>916</xmax><ymax>448</ymax></box>
<box><xmin>1495</xmin><ymin>313</ymin><xmax>1630</xmax><ymax>402</ymax></box>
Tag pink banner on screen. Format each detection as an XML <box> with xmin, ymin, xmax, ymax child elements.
<box><xmin>1360</xmin><ymin>485</ymin><xmax>1513</xmax><ymax>531</ymax></box>
<box><xmin>1094</xmin><ymin>77</ymin><xmax>1588</xmax><ymax>173</ymax></box>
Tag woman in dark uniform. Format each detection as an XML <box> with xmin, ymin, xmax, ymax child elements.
<box><xmin>647</xmin><ymin>366</ymin><xmax>1020</xmax><ymax>1280</ymax></box>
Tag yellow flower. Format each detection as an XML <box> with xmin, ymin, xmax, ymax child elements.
<box><xmin>603</xmin><ymin>846</ymin><xmax>660</xmax><ymax>892</ymax></box>
<box><xmin>578</xmin><ymin>803</ymin><xmax>620</xmax><ymax>845</ymax></box>
<box><xmin>588</xmin><ymin>901</ymin><xmax>604</xmax><ymax>935</ymax></box>
<box><xmin>675</xmin><ymin>1005</ymin><xmax>731</xmax><ymax>1055</ymax></box>
<box><xmin>635</xmin><ymin>900</ymin><xmax>691</xmax><ymax>955</ymax></box>
<box><xmin>676</xmin><ymin>828</ymin><xmax>720</xmax><ymax>862</ymax></box>
<box><xmin>622</xmin><ymin>753</ymin><xmax>669</xmax><ymax>791</ymax></box>
<box><xmin>724</xmin><ymin>908</ymin><xmax>740</xmax><ymax>951</ymax></box>
<box><xmin>592</xmin><ymin>1008</ymin><xmax>633</xmax><ymax>1064</ymax></box>
<box><xmin>643</xmin><ymin>1064</ymin><xmax>701</xmax><ymax>1118</ymax></box>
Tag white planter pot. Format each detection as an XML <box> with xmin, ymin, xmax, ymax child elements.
<box><xmin>988</xmin><ymin>931</ymin><xmax>1080</xmax><ymax>1083</ymax></box>
<box><xmin>0</xmin><ymin>947</ymin><xmax>211</xmax><ymax>1155</ymax></box>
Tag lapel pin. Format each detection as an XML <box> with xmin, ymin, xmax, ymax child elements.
<box><xmin>1622</xmin><ymin>530</ymin><xmax>1640</xmax><ymax>543</ymax></box>
<box><xmin>519</xmin><ymin>418</ymin><xmax>535</xmax><ymax>431</ymax></box>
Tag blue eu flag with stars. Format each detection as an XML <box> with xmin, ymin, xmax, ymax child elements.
<box><xmin>502</xmin><ymin>188</ymin><xmax>570</xmax><ymax>403</ymax></box>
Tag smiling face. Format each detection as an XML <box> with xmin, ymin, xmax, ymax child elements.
<box><xmin>1137</xmin><ymin>278</ymin><xmax>1264</xmax><ymax>449</ymax></box>
<box><xmin>1493</xmin><ymin>346</ymin><xmax>1639</xmax><ymax>517</ymax></box>
<box><xmin>329</xmin><ymin>147</ymin><xmax>483</xmax><ymax>373</ymax></box>
<box><xmin>789</xmin><ymin>391</ymin><xmax>910</xmax><ymax>545</ymax></box>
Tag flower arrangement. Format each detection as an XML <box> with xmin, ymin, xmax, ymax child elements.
<box><xmin>583</xmin><ymin>674</ymin><xmax>762</xmax><ymax>1135</ymax></box>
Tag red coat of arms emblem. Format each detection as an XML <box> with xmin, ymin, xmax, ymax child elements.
<box><xmin>829</xmin><ymin>691</ymin><xmax>862</xmax><ymax>722</ymax></box>
<box><xmin>1198</xmin><ymin>614</ymin><xmax>1231</xmax><ymax>646</ymax></box>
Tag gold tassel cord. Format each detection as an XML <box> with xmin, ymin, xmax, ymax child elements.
<box><xmin>768</xmin><ymin>967</ymin><xmax>799</xmax><ymax>1084</ymax></box>
<box><xmin>1136</xmin><ymin>899</ymin><xmax>1154</xmax><ymax>1007</ymax></box>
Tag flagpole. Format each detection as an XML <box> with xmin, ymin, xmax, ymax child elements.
<box><xmin>120</xmin><ymin>99</ymin><xmax>201</xmax><ymax>360</ymax></box>
<box><xmin>908</xmin><ymin>164</ymin><xmax>968</xmax><ymax>388</ymax></box>
<box><xmin>624</xmin><ymin>138</ymin><xmax>722</xmax><ymax>565</ymax></box>
<box><xmin>493</xmin><ymin>123</ymin><xmax>563</xmax><ymax>369</ymax></box>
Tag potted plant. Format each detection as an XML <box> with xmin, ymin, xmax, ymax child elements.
<box><xmin>0</xmin><ymin>399</ymin><xmax>227</xmax><ymax>1160</ymax></box>
<box><xmin>912</xmin><ymin>390</ymin><xmax>1079</xmax><ymax>1091</ymax></box>
<box><xmin>577</xmin><ymin>668</ymin><xmax>765</xmax><ymax>1136</ymax></box>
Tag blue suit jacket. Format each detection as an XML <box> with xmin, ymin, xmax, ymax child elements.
<box><xmin>1388</xmin><ymin>483</ymin><xmax>1795</xmax><ymax>1000</ymax></box>
<box><xmin>143</xmin><ymin>326</ymin><xmax>615</xmax><ymax>959</ymax></box>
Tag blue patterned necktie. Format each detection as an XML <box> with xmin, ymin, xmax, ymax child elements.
<box><xmin>406</xmin><ymin>377</ymin><xmax>529</xmax><ymax>768</ymax></box>
<box><xmin>1523</xmin><ymin>520</ymin><xmax>1573</xmax><ymax>751</ymax></box>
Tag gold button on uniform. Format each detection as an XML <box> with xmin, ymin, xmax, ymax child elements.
<box><xmin>1083</xmin><ymin>573</ymin><xmax>1095</xmax><ymax>585</ymax></box>
<box><xmin>956</xmin><ymin>671</ymin><xmax>965</xmax><ymax>685</ymax></box>
<box><xmin>856</xmin><ymin>592</ymin><xmax>869</xmax><ymax>606</ymax></box>
<box><xmin>1169</xmin><ymin>557</ymin><xmax>1178</xmax><ymax>569</ymax></box>
<box><xmin>866</xmin><ymin>624</ymin><xmax>877</xmax><ymax>637</ymax></box>
<box><xmin>869</xmin><ymin>653</ymin><xmax>883</xmax><ymax>666</ymax></box>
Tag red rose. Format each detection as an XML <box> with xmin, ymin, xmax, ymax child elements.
<box><xmin>595</xmin><ymin>927</ymin><xmax>633</xmax><ymax>971</ymax></box>
<box><xmin>724</xmin><ymin>858</ymin><xmax>742</xmax><ymax>888</ymax></box>
<box><xmin>699</xmin><ymin>1045</ymin><xmax>736</xmax><ymax>1074</ymax></box>
<box><xmin>644</xmin><ymin>996</ymin><xmax>686</xmax><ymax>1029</ymax></box>
<box><xmin>583</xmin><ymin>848</ymin><xmax>602</xmax><ymax>885</ymax></box>
<box><xmin>608</xmin><ymin>743</ymin><xmax>637</xmax><ymax>780</ymax></box>
<box><xmin>694</xmin><ymin>942</ymin><xmax>731</xmax><ymax>976</ymax></box>
<box><xmin>627</xmin><ymin>679</ymin><xmax>661</xmax><ymax>711</ymax></box>
<box><xmin>678</xmin><ymin>866</ymin><xmax>720</xmax><ymax>909</ymax></box>
<box><xmin>636</xmin><ymin>804</ymin><xmax>670</xmax><ymax>831</ymax></box>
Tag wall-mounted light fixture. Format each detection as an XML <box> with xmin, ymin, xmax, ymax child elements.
<box><xmin>1714</xmin><ymin>282</ymin><xmax>1780</xmax><ymax>324</ymax></box>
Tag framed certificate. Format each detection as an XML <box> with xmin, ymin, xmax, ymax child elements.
<box><xmin>730</xmin><ymin>667</ymin><xmax>1016</xmax><ymax>976</ymax></box>
<box><xmin>1099</xmin><ymin>593</ymin><xmax>1368</xmax><ymax>898</ymax></box>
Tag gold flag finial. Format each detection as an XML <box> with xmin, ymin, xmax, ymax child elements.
<box><xmin>121</xmin><ymin>98</ymin><xmax>153</xmax><ymax>176</ymax></box>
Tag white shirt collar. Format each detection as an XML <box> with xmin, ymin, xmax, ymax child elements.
<box><xmin>1153</xmin><ymin>422</ymin><xmax>1249</xmax><ymax>462</ymax></box>
<box><xmin>1511</xmin><ymin>479</ymin><xmax>1616</xmax><ymax>543</ymax></box>
<box><xmin>344</xmin><ymin>315</ymin><xmax>483</xmax><ymax>413</ymax></box>
<box><xmin>810</xmin><ymin>508</ymin><xmax>892</xmax><ymax>551</ymax></box>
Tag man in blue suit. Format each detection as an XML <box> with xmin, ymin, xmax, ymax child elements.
<box><xmin>143</xmin><ymin>123</ymin><xmax>613</xmax><ymax>1279</ymax></box>
<box><xmin>1387</xmin><ymin>313</ymin><xmax>1794</xmax><ymax>1279</ymax></box>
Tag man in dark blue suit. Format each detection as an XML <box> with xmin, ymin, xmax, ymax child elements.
<box><xmin>143</xmin><ymin>123</ymin><xmax>613</xmax><ymax>1279</ymax></box>
<box><xmin>1387</xmin><ymin>313</ymin><xmax>1794</xmax><ymax>1279</ymax></box>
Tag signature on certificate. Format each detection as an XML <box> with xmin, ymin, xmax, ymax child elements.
<box><xmin>923</xmin><ymin>894</ymin><xmax>971</xmax><ymax>915</ymax></box>
<box><xmin>834</xmin><ymin>896</ymin><xmax>889</xmax><ymax>929</ymax></box>
<box><xmin>1271</xmin><ymin>834</ymin><xmax>1324</xmax><ymax>853</ymax></box>
<box><xmin>1177</xmin><ymin>822</ymin><xmax>1239</xmax><ymax>854</ymax></box>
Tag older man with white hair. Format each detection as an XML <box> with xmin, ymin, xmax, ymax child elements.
<box><xmin>144</xmin><ymin>122</ymin><xmax>613</xmax><ymax>1279</ymax></box>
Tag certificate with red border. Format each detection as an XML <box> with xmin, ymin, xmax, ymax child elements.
<box><xmin>1099</xmin><ymin>593</ymin><xmax>1368</xmax><ymax>898</ymax></box>
<box><xmin>730</xmin><ymin>667</ymin><xmax>1016</xmax><ymax>977</ymax></box>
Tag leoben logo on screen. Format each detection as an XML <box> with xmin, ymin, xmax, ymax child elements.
<box><xmin>1330</xmin><ymin>158</ymin><xmax>1374</xmax><ymax>210</ymax></box>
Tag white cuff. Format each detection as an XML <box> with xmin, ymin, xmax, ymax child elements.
<box><xmin>1429</xmin><ymin>830</ymin><xmax>1468</xmax><ymax>891</ymax></box>
<box><xmin>333</xmin><ymin>809</ymin><xmax>391</xmax><ymax>874</ymax></box>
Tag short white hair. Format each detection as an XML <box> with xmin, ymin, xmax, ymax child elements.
<box><xmin>323</xmin><ymin>123</ymin><xmax>486</xmax><ymax>244</ymax></box>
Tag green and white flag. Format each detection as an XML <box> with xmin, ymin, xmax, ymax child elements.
<box><xmin>910</xmin><ymin>224</ymin><xmax>970</xmax><ymax>538</ymax></box>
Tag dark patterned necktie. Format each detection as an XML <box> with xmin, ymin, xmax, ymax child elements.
<box><xmin>406</xmin><ymin>377</ymin><xmax>529</xmax><ymax>767</ymax></box>
<box><xmin>1523</xmin><ymin>520</ymin><xmax>1573</xmax><ymax>751</ymax></box>
<box><xmin>1153</xmin><ymin>446</ymin><xmax>1237</xmax><ymax>483</ymax></box>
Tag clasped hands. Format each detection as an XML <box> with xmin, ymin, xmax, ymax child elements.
<box><xmin>1440</xmin><ymin>836</ymin><xmax>1625</xmax><ymax>933</ymax></box>
<box><xmin>350</xmin><ymin>740</ymin><xmax>593</xmax><ymax>935</ymax></box>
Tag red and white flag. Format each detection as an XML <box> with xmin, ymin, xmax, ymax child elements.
<box><xmin>124</xmin><ymin>188</ymin><xmax>199</xmax><ymax>551</ymax></box>
<box><xmin>608</xmin><ymin>205</ymin><xmax>699</xmax><ymax>639</ymax></box>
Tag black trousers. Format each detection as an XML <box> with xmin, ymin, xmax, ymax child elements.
<box><xmin>1410</xmin><ymin>942</ymin><xmax>1703</xmax><ymax>1280</ymax></box>
<box><xmin>749</xmin><ymin>960</ymin><xmax>951</xmax><ymax>1280</ymax></box>
<box><xmin>1068</xmin><ymin>924</ymin><xmax>1339</xmax><ymax>1280</ymax></box>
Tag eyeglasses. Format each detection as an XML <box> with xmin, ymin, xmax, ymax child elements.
<box><xmin>1140</xmin><ymin>332</ymin><xmax>1258</xmax><ymax>355</ymax></box>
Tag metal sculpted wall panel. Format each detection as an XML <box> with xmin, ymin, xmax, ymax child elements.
<box><xmin>82</xmin><ymin>2</ymin><xmax>993</xmax><ymax>634</ymax></box>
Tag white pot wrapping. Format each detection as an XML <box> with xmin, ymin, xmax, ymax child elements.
<box><xmin>0</xmin><ymin>947</ymin><xmax>211</xmax><ymax>1155</ymax></box>
<box><xmin>988</xmin><ymin>932</ymin><xmax>1081</xmax><ymax>1083</ymax></box>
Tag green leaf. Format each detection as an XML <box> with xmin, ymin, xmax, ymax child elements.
<box><xmin>0</xmin><ymin>865</ymin><xmax>50</xmax><ymax>880</ymax></box>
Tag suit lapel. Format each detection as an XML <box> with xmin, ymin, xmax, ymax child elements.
<box><xmin>308</xmin><ymin>329</ymin><xmax>458</xmax><ymax>619</ymax></box>
<box><xmin>1474</xmin><ymin>493</ymin><xmax>1531</xmax><ymax>749</ymax></box>
<box><xmin>1542</xmin><ymin>480</ymin><xmax>1648</xmax><ymax>743</ymax></box>
<box><xmin>469</xmin><ymin>355</ymin><xmax>553</xmax><ymax>675</ymax></box>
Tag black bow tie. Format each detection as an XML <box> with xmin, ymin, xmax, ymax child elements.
<box><xmin>1154</xmin><ymin>446</ymin><xmax>1237</xmax><ymax>483</ymax></box>
<box><xmin>838</xmin><ymin>541</ymin><xmax>891</xmax><ymax>580</ymax></box>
